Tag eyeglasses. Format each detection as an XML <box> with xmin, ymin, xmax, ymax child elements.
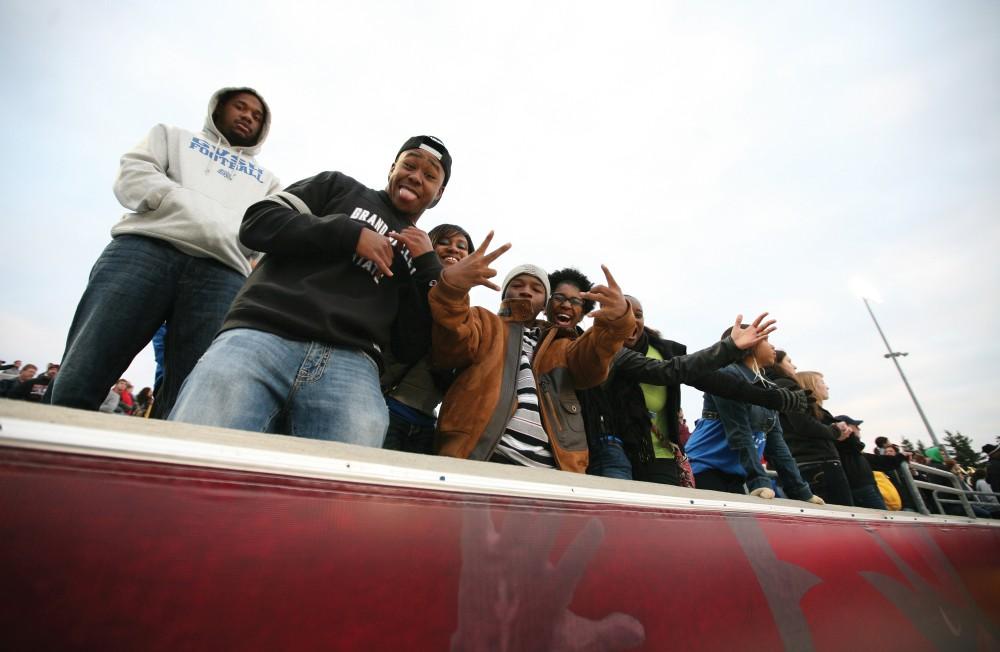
<box><xmin>549</xmin><ymin>293</ymin><xmax>584</xmax><ymax>308</ymax></box>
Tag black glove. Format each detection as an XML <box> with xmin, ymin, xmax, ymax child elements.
<box><xmin>776</xmin><ymin>387</ymin><xmax>811</xmax><ymax>414</ymax></box>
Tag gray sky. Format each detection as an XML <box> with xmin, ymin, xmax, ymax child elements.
<box><xmin>1</xmin><ymin>1</ymin><xmax>998</xmax><ymax>452</ymax></box>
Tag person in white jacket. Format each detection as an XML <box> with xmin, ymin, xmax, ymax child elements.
<box><xmin>49</xmin><ymin>86</ymin><xmax>281</xmax><ymax>417</ymax></box>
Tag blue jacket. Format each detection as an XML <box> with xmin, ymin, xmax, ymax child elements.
<box><xmin>687</xmin><ymin>363</ymin><xmax>780</xmax><ymax>477</ymax></box>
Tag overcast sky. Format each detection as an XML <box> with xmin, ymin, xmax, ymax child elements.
<box><xmin>1</xmin><ymin>1</ymin><xmax>997</xmax><ymax>453</ymax></box>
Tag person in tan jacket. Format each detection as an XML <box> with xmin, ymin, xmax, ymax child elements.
<box><xmin>428</xmin><ymin>232</ymin><xmax>634</xmax><ymax>472</ymax></box>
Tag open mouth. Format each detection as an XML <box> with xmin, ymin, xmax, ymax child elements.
<box><xmin>441</xmin><ymin>255</ymin><xmax>459</xmax><ymax>265</ymax></box>
<box><xmin>398</xmin><ymin>185</ymin><xmax>419</xmax><ymax>202</ymax></box>
<box><xmin>553</xmin><ymin>312</ymin><xmax>573</xmax><ymax>326</ymax></box>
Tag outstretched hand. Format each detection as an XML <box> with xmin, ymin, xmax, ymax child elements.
<box><xmin>440</xmin><ymin>230</ymin><xmax>511</xmax><ymax>292</ymax></box>
<box><xmin>581</xmin><ymin>265</ymin><xmax>628</xmax><ymax>321</ymax></box>
<box><xmin>729</xmin><ymin>312</ymin><xmax>777</xmax><ymax>349</ymax></box>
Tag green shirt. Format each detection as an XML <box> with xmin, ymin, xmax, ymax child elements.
<box><xmin>640</xmin><ymin>344</ymin><xmax>674</xmax><ymax>459</ymax></box>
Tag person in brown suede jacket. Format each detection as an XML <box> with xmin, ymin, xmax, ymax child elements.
<box><xmin>428</xmin><ymin>232</ymin><xmax>634</xmax><ymax>472</ymax></box>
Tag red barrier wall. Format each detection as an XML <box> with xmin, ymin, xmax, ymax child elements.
<box><xmin>2</xmin><ymin>447</ymin><xmax>998</xmax><ymax>651</ymax></box>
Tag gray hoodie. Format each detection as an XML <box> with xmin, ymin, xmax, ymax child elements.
<box><xmin>110</xmin><ymin>87</ymin><xmax>281</xmax><ymax>276</ymax></box>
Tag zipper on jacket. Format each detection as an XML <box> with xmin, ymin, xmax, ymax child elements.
<box><xmin>471</xmin><ymin>324</ymin><xmax>524</xmax><ymax>461</ymax></box>
<box><xmin>538</xmin><ymin>377</ymin><xmax>565</xmax><ymax>434</ymax></box>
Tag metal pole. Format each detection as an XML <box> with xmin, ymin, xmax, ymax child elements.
<box><xmin>862</xmin><ymin>298</ymin><xmax>940</xmax><ymax>448</ymax></box>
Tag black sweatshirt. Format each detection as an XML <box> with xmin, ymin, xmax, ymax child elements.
<box><xmin>222</xmin><ymin>172</ymin><xmax>442</xmax><ymax>370</ymax></box>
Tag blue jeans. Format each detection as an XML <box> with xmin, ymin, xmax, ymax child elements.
<box><xmin>48</xmin><ymin>236</ymin><xmax>245</xmax><ymax>417</ymax></box>
<box><xmin>169</xmin><ymin>328</ymin><xmax>389</xmax><ymax>445</ymax></box>
<box><xmin>737</xmin><ymin>430</ymin><xmax>813</xmax><ymax>500</ymax></box>
<box><xmin>383</xmin><ymin>409</ymin><xmax>436</xmax><ymax>454</ymax></box>
<box><xmin>587</xmin><ymin>438</ymin><xmax>633</xmax><ymax>480</ymax></box>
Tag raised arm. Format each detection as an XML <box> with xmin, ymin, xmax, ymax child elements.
<box><xmin>687</xmin><ymin>371</ymin><xmax>811</xmax><ymax>414</ymax></box>
<box><xmin>566</xmin><ymin>265</ymin><xmax>635</xmax><ymax>389</ymax></box>
<box><xmin>429</xmin><ymin>231</ymin><xmax>511</xmax><ymax>368</ymax></box>
<box><xmin>611</xmin><ymin>337</ymin><xmax>743</xmax><ymax>386</ymax></box>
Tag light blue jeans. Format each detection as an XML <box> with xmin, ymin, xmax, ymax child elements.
<box><xmin>169</xmin><ymin>328</ymin><xmax>389</xmax><ymax>446</ymax></box>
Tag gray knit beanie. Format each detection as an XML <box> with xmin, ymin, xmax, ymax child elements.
<box><xmin>502</xmin><ymin>264</ymin><xmax>551</xmax><ymax>303</ymax></box>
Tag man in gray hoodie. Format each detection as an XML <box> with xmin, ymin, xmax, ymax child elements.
<box><xmin>48</xmin><ymin>87</ymin><xmax>281</xmax><ymax>417</ymax></box>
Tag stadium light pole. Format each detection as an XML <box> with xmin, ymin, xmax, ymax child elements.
<box><xmin>861</xmin><ymin>297</ymin><xmax>940</xmax><ymax>448</ymax></box>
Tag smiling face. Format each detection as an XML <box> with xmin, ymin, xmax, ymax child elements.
<box><xmin>546</xmin><ymin>282</ymin><xmax>586</xmax><ymax>330</ymax></box>
<box><xmin>215</xmin><ymin>92</ymin><xmax>264</xmax><ymax>147</ymax></box>
<box><xmin>387</xmin><ymin>149</ymin><xmax>446</xmax><ymax>219</ymax></box>
<box><xmin>433</xmin><ymin>231</ymin><xmax>469</xmax><ymax>266</ymax></box>
<box><xmin>624</xmin><ymin>296</ymin><xmax>645</xmax><ymax>347</ymax></box>
<box><xmin>504</xmin><ymin>273</ymin><xmax>548</xmax><ymax>317</ymax></box>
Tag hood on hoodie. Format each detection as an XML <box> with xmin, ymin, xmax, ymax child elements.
<box><xmin>205</xmin><ymin>86</ymin><xmax>271</xmax><ymax>155</ymax></box>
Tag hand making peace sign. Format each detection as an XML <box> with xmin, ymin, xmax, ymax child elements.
<box><xmin>440</xmin><ymin>230</ymin><xmax>512</xmax><ymax>292</ymax></box>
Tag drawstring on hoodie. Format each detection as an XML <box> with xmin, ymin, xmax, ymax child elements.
<box><xmin>203</xmin><ymin>133</ymin><xmax>245</xmax><ymax>178</ymax></box>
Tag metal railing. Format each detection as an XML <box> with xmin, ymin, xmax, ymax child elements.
<box><xmin>737</xmin><ymin>462</ymin><xmax>996</xmax><ymax>519</ymax></box>
<box><xmin>896</xmin><ymin>460</ymin><xmax>986</xmax><ymax>518</ymax></box>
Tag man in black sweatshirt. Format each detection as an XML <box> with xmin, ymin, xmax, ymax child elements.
<box><xmin>169</xmin><ymin>136</ymin><xmax>450</xmax><ymax>446</ymax></box>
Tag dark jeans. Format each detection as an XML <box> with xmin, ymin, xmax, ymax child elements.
<box><xmin>587</xmin><ymin>438</ymin><xmax>633</xmax><ymax>480</ymax></box>
<box><xmin>48</xmin><ymin>236</ymin><xmax>245</xmax><ymax>418</ymax></box>
<box><xmin>635</xmin><ymin>458</ymin><xmax>680</xmax><ymax>486</ymax></box>
<box><xmin>694</xmin><ymin>468</ymin><xmax>746</xmax><ymax>494</ymax></box>
<box><xmin>851</xmin><ymin>483</ymin><xmax>887</xmax><ymax>510</ymax></box>
<box><xmin>798</xmin><ymin>460</ymin><xmax>854</xmax><ymax>507</ymax></box>
<box><xmin>382</xmin><ymin>410</ymin><xmax>436</xmax><ymax>455</ymax></box>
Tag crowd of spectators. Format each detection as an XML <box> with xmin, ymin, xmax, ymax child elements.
<box><xmin>1</xmin><ymin>361</ymin><xmax>151</xmax><ymax>417</ymax></box>
<box><xmin>0</xmin><ymin>362</ymin><xmax>59</xmax><ymax>403</ymax></box>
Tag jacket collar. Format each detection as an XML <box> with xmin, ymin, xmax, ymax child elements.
<box><xmin>730</xmin><ymin>361</ymin><xmax>758</xmax><ymax>382</ymax></box>
<box><xmin>498</xmin><ymin>298</ymin><xmax>540</xmax><ymax>323</ymax></box>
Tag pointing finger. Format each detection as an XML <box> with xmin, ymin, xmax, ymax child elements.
<box><xmin>601</xmin><ymin>264</ymin><xmax>620</xmax><ymax>289</ymax></box>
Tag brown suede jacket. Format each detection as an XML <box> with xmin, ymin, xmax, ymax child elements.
<box><xmin>429</xmin><ymin>275</ymin><xmax>635</xmax><ymax>472</ymax></box>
